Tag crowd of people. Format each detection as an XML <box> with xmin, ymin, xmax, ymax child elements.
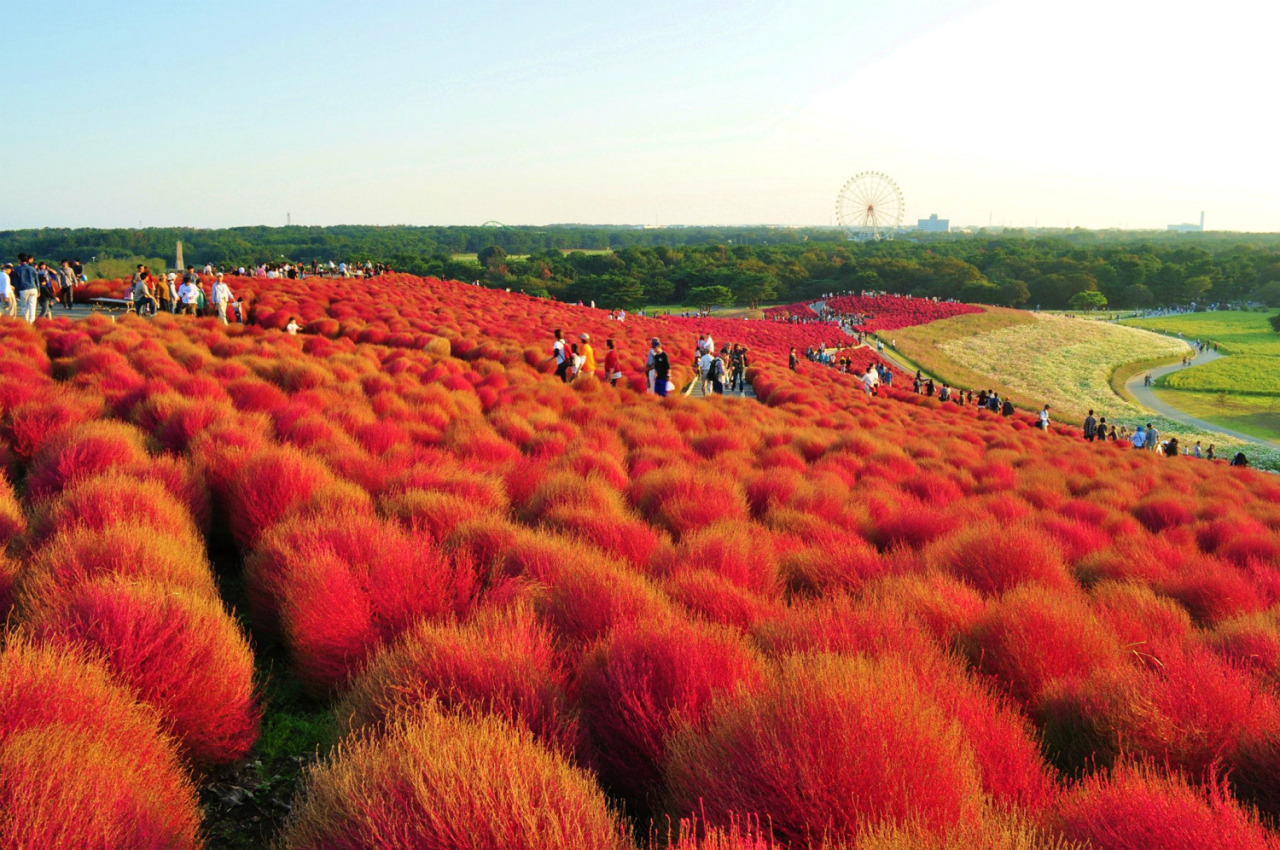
<box><xmin>127</xmin><ymin>265</ymin><xmax>243</xmax><ymax>325</ymax></box>
<box><xmin>0</xmin><ymin>255</ymin><xmax>86</xmax><ymax>322</ymax></box>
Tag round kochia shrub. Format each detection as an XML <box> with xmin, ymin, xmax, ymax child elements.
<box><xmin>24</xmin><ymin>420</ymin><xmax>151</xmax><ymax>501</ymax></box>
<box><xmin>18</xmin><ymin>522</ymin><xmax>218</xmax><ymax>612</ymax></box>
<box><xmin>28</xmin><ymin>576</ymin><xmax>260</xmax><ymax>768</ymax></box>
<box><xmin>25</xmin><ymin>471</ymin><xmax>200</xmax><ymax>549</ymax></box>
<box><xmin>0</xmin><ymin>638</ymin><xmax>201</xmax><ymax>848</ymax></box>
<box><xmin>282</xmin><ymin>706</ymin><xmax>631</xmax><ymax>850</ymax></box>
<box><xmin>965</xmin><ymin>584</ymin><xmax>1124</xmax><ymax>706</ymax></box>
<box><xmin>577</xmin><ymin>614</ymin><xmax>767</xmax><ymax>811</ymax></box>
<box><xmin>247</xmin><ymin>513</ymin><xmax>477</xmax><ymax>693</ymax></box>
<box><xmin>664</xmin><ymin>652</ymin><xmax>985</xmax><ymax>845</ymax></box>
<box><xmin>337</xmin><ymin>602</ymin><xmax>575</xmax><ymax>752</ymax></box>
<box><xmin>1050</xmin><ymin>762</ymin><xmax>1275</xmax><ymax>850</ymax></box>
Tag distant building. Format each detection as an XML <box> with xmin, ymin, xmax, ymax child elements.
<box><xmin>916</xmin><ymin>214</ymin><xmax>950</xmax><ymax>233</ymax></box>
<box><xmin>1168</xmin><ymin>211</ymin><xmax>1205</xmax><ymax>233</ymax></box>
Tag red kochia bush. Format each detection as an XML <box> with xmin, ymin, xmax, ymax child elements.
<box><xmin>0</xmin><ymin>638</ymin><xmax>201</xmax><ymax>848</ymax></box>
<box><xmin>664</xmin><ymin>652</ymin><xmax>985</xmax><ymax>846</ymax></box>
<box><xmin>578</xmin><ymin>614</ymin><xmax>767</xmax><ymax>810</ymax></box>
<box><xmin>25</xmin><ymin>472</ymin><xmax>200</xmax><ymax>549</ymax></box>
<box><xmin>281</xmin><ymin>707</ymin><xmax>631</xmax><ymax>850</ymax></box>
<box><xmin>247</xmin><ymin>514</ymin><xmax>477</xmax><ymax>693</ymax></box>
<box><xmin>1051</xmin><ymin>762</ymin><xmax>1275</xmax><ymax>850</ymax></box>
<box><xmin>225</xmin><ymin>445</ymin><xmax>339</xmax><ymax>548</ymax></box>
<box><xmin>28</xmin><ymin>577</ymin><xmax>259</xmax><ymax>769</ymax></box>
<box><xmin>19</xmin><ymin>523</ymin><xmax>218</xmax><ymax>612</ymax></box>
<box><xmin>337</xmin><ymin>602</ymin><xmax>575</xmax><ymax>753</ymax></box>
<box><xmin>922</xmin><ymin>519</ymin><xmax>1070</xmax><ymax>596</ymax></box>
<box><xmin>965</xmin><ymin>584</ymin><xmax>1124</xmax><ymax>706</ymax></box>
<box><xmin>24</xmin><ymin>420</ymin><xmax>150</xmax><ymax>501</ymax></box>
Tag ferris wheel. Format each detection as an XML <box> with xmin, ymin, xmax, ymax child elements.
<box><xmin>835</xmin><ymin>172</ymin><xmax>905</xmax><ymax>240</ymax></box>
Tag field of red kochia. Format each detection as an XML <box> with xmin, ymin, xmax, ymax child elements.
<box><xmin>1</xmin><ymin>273</ymin><xmax>1279</xmax><ymax>848</ymax></box>
<box><xmin>766</xmin><ymin>294</ymin><xmax>982</xmax><ymax>332</ymax></box>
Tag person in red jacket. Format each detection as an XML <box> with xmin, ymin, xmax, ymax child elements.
<box><xmin>604</xmin><ymin>338</ymin><xmax>621</xmax><ymax>387</ymax></box>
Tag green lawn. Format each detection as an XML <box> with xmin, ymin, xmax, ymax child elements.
<box><xmin>1123</xmin><ymin>310</ymin><xmax>1280</xmax><ymax>441</ymax></box>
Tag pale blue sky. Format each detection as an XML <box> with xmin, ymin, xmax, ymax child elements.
<box><xmin>4</xmin><ymin>0</ymin><xmax>1276</xmax><ymax>231</ymax></box>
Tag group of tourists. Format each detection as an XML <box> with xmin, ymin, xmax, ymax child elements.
<box><xmin>545</xmin><ymin>329</ymin><xmax>626</xmax><ymax>389</ymax></box>
<box><xmin>129</xmin><ymin>265</ymin><xmax>241</xmax><ymax>324</ymax></box>
<box><xmin>0</xmin><ymin>256</ymin><xmax>85</xmax><ymax>322</ymax></box>
<box><xmin>693</xmin><ymin>334</ymin><xmax>749</xmax><ymax>395</ymax></box>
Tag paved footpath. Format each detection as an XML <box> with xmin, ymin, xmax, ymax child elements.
<box><xmin>1124</xmin><ymin>347</ymin><xmax>1278</xmax><ymax>448</ymax></box>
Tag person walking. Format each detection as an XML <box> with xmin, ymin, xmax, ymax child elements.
<box><xmin>580</xmin><ymin>333</ymin><xmax>596</xmax><ymax>378</ymax></box>
<box><xmin>789</xmin><ymin>347</ymin><xmax>798</xmax><ymax>372</ymax></box>
<box><xmin>1083</xmin><ymin>410</ymin><xmax>1098</xmax><ymax>442</ymax></box>
<box><xmin>545</xmin><ymin>329</ymin><xmax>569</xmax><ymax>383</ymax></box>
<box><xmin>708</xmin><ymin>348</ymin><xmax>726</xmax><ymax>395</ymax></box>
<box><xmin>1145</xmin><ymin>423</ymin><xmax>1159</xmax><ymax>451</ymax></box>
<box><xmin>651</xmin><ymin>338</ymin><xmax>670</xmax><ymax>397</ymax></box>
<box><xmin>604</xmin><ymin>338</ymin><xmax>621</xmax><ymax>387</ymax></box>
<box><xmin>1132</xmin><ymin>424</ymin><xmax>1147</xmax><ymax>450</ymax></box>
<box><xmin>0</xmin><ymin>262</ymin><xmax>12</xmax><ymax>318</ymax></box>
<box><xmin>732</xmin><ymin>346</ymin><xmax>749</xmax><ymax>393</ymax></box>
<box><xmin>36</xmin><ymin>262</ymin><xmax>58</xmax><ymax>319</ymax></box>
<box><xmin>58</xmin><ymin>260</ymin><xmax>77</xmax><ymax>310</ymax></box>
<box><xmin>13</xmin><ymin>255</ymin><xmax>39</xmax><ymax>323</ymax></box>
<box><xmin>1037</xmin><ymin>404</ymin><xmax>1050</xmax><ymax>430</ymax></box>
<box><xmin>213</xmin><ymin>273</ymin><xmax>235</xmax><ymax>324</ymax></box>
<box><xmin>177</xmin><ymin>274</ymin><xmax>200</xmax><ymax>315</ymax></box>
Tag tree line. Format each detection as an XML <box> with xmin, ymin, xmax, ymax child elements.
<box><xmin>4</xmin><ymin>225</ymin><xmax>1280</xmax><ymax>311</ymax></box>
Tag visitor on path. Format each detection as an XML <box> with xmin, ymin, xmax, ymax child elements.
<box><xmin>1083</xmin><ymin>410</ymin><xmax>1098</xmax><ymax>442</ymax></box>
<box><xmin>13</xmin><ymin>256</ymin><xmax>38</xmax><ymax>323</ymax></box>
<box><xmin>36</xmin><ymin>263</ymin><xmax>58</xmax><ymax>319</ymax></box>
<box><xmin>0</xmin><ymin>263</ymin><xmax>12</xmax><ymax>318</ymax></box>
<box><xmin>605</xmin><ymin>339</ymin><xmax>621</xmax><ymax>387</ymax></box>
<box><xmin>177</xmin><ymin>275</ymin><xmax>200</xmax><ymax>315</ymax></box>
<box><xmin>213</xmin><ymin>274</ymin><xmax>235</xmax><ymax>324</ymax></box>
<box><xmin>789</xmin><ymin>348</ymin><xmax>798</xmax><ymax>372</ymax></box>
<box><xmin>580</xmin><ymin>333</ymin><xmax>595</xmax><ymax>377</ymax></box>
<box><xmin>1144</xmin><ymin>374</ymin><xmax>1152</xmax><ymax>387</ymax></box>
<box><xmin>1193</xmin><ymin>441</ymin><xmax>1203</xmax><ymax>459</ymax></box>
<box><xmin>545</xmin><ymin>329</ymin><xmax>570</xmax><ymax>383</ymax></box>
<box><xmin>132</xmin><ymin>272</ymin><xmax>157</xmax><ymax>317</ymax></box>
<box><xmin>861</xmin><ymin>365</ymin><xmax>879</xmax><ymax>396</ymax></box>
<box><xmin>651</xmin><ymin>338</ymin><xmax>670</xmax><ymax>397</ymax></box>
<box><xmin>730</xmin><ymin>345</ymin><xmax>747</xmax><ymax>393</ymax></box>
<box><xmin>1207</xmin><ymin>445</ymin><xmax>1216</xmax><ymax>461</ymax></box>
<box><xmin>569</xmin><ymin>343</ymin><xmax>585</xmax><ymax>381</ymax></box>
<box><xmin>58</xmin><ymin>260</ymin><xmax>77</xmax><ymax>310</ymax></box>
<box><xmin>708</xmin><ymin>349</ymin><xmax>726</xmax><ymax>395</ymax></box>
<box><xmin>1146</xmin><ymin>424</ymin><xmax>1159</xmax><ymax>451</ymax></box>
<box><xmin>1132</xmin><ymin>425</ymin><xmax>1147</xmax><ymax>449</ymax></box>
<box><xmin>1165</xmin><ymin>437</ymin><xmax>1179</xmax><ymax>458</ymax></box>
<box><xmin>1037</xmin><ymin>405</ymin><xmax>1050</xmax><ymax>430</ymax></box>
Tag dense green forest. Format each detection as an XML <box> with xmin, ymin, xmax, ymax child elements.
<box><xmin>5</xmin><ymin>225</ymin><xmax>1280</xmax><ymax>311</ymax></box>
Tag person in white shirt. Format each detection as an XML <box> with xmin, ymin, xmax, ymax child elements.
<box><xmin>177</xmin><ymin>279</ymin><xmax>200</xmax><ymax>315</ymax></box>
<box><xmin>0</xmin><ymin>264</ymin><xmax>12</xmax><ymax>317</ymax></box>
<box><xmin>698</xmin><ymin>350</ymin><xmax>714</xmax><ymax>383</ymax></box>
<box><xmin>286</xmin><ymin>317</ymin><xmax>301</xmax><ymax>335</ymax></box>
<box><xmin>861</xmin><ymin>366</ymin><xmax>880</xmax><ymax>396</ymax></box>
<box><xmin>213</xmin><ymin>274</ymin><xmax>235</xmax><ymax>324</ymax></box>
